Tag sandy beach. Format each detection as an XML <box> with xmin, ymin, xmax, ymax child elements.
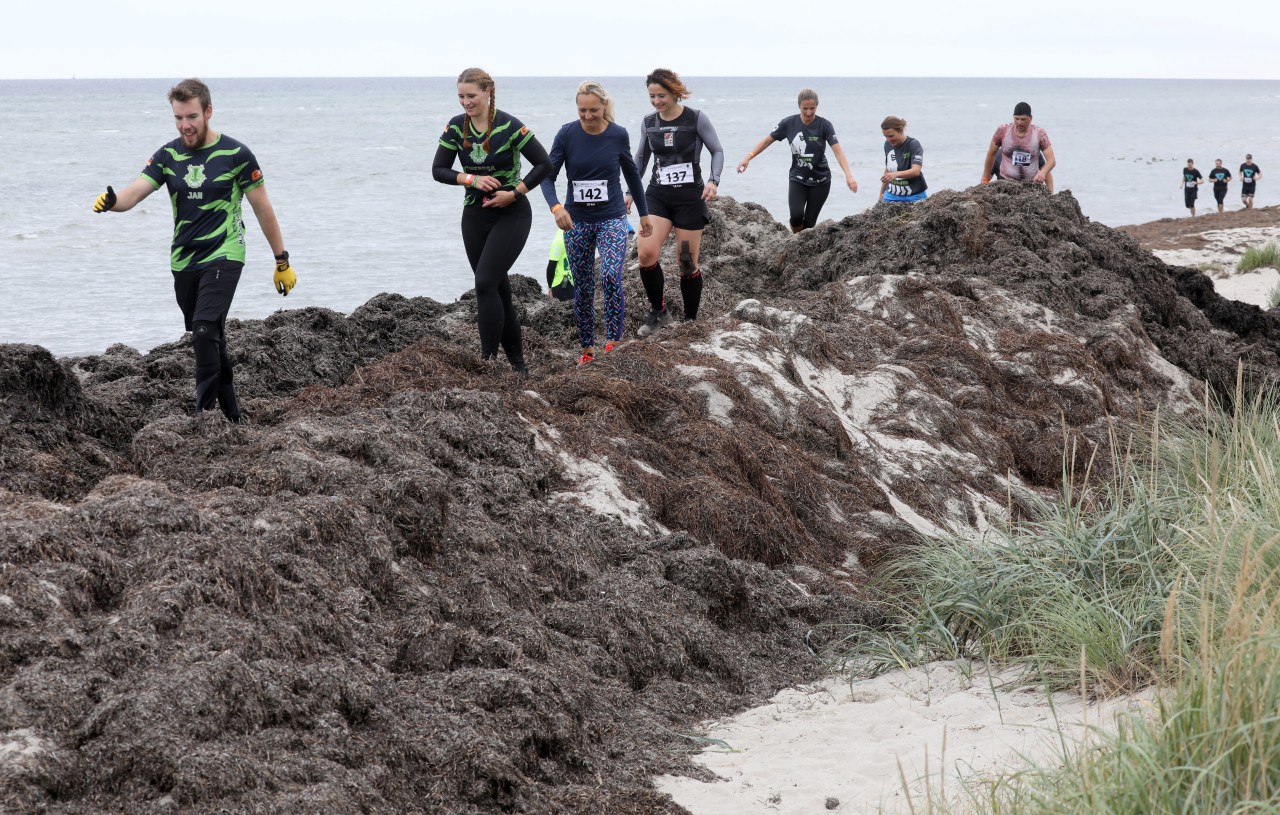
<box><xmin>1120</xmin><ymin>205</ymin><xmax>1280</xmax><ymax>308</ymax></box>
<box><xmin>655</xmin><ymin>664</ymin><xmax>1153</xmax><ymax>814</ymax></box>
<box><xmin>652</xmin><ymin>205</ymin><xmax>1279</xmax><ymax>815</ymax></box>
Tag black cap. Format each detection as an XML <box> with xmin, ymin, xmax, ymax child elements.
<box><xmin>1013</xmin><ymin>101</ymin><xmax>1032</xmax><ymax>116</ymax></box>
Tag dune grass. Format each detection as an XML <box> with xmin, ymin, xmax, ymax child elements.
<box><xmin>840</xmin><ymin>375</ymin><xmax>1280</xmax><ymax>813</ymax></box>
<box><xmin>1237</xmin><ymin>242</ymin><xmax>1280</xmax><ymax>273</ymax></box>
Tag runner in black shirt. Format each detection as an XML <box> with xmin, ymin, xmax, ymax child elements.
<box><xmin>1240</xmin><ymin>154</ymin><xmax>1262</xmax><ymax>209</ymax></box>
<box><xmin>878</xmin><ymin>116</ymin><xmax>927</xmax><ymax>203</ymax></box>
<box><xmin>1208</xmin><ymin>159</ymin><xmax>1232</xmax><ymax>213</ymax></box>
<box><xmin>736</xmin><ymin>89</ymin><xmax>858</xmax><ymax>232</ymax></box>
<box><xmin>1181</xmin><ymin>159</ymin><xmax>1204</xmax><ymax>216</ymax></box>
<box><xmin>627</xmin><ymin>68</ymin><xmax>726</xmax><ymax>336</ymax></box>
<box><xmin>92</xmin><ymin>78</ymin><xmax>295</xmax><ymax>422</ymax></box>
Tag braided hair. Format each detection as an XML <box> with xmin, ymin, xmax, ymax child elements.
<box><xmin>457</xmin><ymin>67</ymin><xmax>496</xmax><ymax>152</ymax></box>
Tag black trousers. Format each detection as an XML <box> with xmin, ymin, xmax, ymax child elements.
<box><xmin>788</xmin><ymin>180</ymin><xmax>831</xmax><ymax>229</ymax></box>
<box><xmin>173</xmin><ymin>263</ymin><xmax>242</xmax><ymax>420</ymax></box>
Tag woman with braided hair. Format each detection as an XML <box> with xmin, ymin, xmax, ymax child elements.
<box><xmin>433</xmin><ymin>67</ymin><xmax>552</xmax><ymax>373</ymax></box>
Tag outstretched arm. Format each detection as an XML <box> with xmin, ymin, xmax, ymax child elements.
<box><xmin>95</xmin><ymin>177</ymin><xmax>156</xmax><ymax>213</ymax></box>
<box><xmin>737</xmin><ymin>136</ymin><xmax>776</xmax><ymax>173</ymax></box>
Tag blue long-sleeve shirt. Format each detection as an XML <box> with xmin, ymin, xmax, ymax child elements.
<box><xmin>539</xmin><ymin>121</ymin><xmax>649</xmax><ymax>223</ymax></box>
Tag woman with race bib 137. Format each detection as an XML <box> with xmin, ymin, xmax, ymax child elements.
<box><xmin>540</xmin><ymin>80</ymin><xmax>652</xmax><ymax>366</ymax></box>
<box><xmin>627</xmin><ymin>68</ymin><xmax>725</xmax><ymax>337</ymax></box>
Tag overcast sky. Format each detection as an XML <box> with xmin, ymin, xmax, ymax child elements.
<box><xmin>3</xmin><ymin>0</ymin><xmax>1274</xmax><ymax>81</ymax></box>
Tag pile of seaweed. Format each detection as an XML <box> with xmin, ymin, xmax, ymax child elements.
<box><xmin>3</xmin><ymin>183</ymin><xmax>1277</xmax><ymax>814</ymax></box>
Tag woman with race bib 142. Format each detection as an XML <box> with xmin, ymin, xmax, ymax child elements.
<box><xmin>540</xmin><ymin>80</ymin><xmax>652</xmax><ymax>366</ymax></box>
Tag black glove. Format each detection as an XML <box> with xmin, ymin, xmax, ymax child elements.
<box><xmin>93</xmin><ymin>186</ymin><xmax>117</xmax><ymax>213</ymax></box>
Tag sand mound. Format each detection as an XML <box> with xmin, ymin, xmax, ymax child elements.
<box><xmin>3</xmin><ymin>184</ymin><xmax>1278</xmax><ymax>813</ymax></box>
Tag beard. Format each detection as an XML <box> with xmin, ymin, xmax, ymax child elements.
<box><xmin>181</xmin><ymin>123</ymin><xmax>209</xmax><ymax>148</ymax></box>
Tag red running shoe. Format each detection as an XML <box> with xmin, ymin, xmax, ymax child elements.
<box><xmin>577</xmin><ymin>351</ymin><xmax>594</xmax><ymax>366</ymax></box>
<box><xmin>604</xmin><ymin>341</ymin><xmax>616</xmax><ymax>353</ymax></box>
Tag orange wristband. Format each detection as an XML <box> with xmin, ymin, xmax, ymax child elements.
<box><xmin>551</xmin><ymin>204</ymin><xmax>563</xmax><ymax>213</ymax></box>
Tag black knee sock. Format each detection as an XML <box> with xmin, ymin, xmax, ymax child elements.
<box><xmin>680</xmin><ymin>272</ymin><xmax>703</xmax><ymax>321</ymax></box>
<box><xmin>639</xmin><ymin>263</ymin><xmax>665</xmax><ymax>312</ymax></box>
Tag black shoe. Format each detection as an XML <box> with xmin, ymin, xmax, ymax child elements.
<box><xmin>637</xmin><ymin>308</ymin><xmax>671</xmax><ymax>338</ymax></box>
<box><xmin>510</xmin><ymin>358</ymin><xmax>529</xmax><ymax>375</ymax></box>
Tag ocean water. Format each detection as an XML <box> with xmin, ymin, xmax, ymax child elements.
<box><xmin>2</xmin><ymin>76</ymin><xmax>1278</xmax><ymax>356</ymax></box>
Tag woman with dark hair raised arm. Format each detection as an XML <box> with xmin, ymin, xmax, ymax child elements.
<box><xmin>626</xmin><ymin>67</ymin><xmax>725</xmax><ymax>336</ymax></box>
<box><xmin>736</xmin><ymin>88</ymin><xmax>857</xmax><ymax>232</ymax></box>
<box><xmin>432</xmin><ymin>67</ymin><xmax>551</xmax><ymax>374</ymax></box>
<box><xmin>540</xmin><ymin>80</ymin><xmax>652</xmax><ymax>366</ymax></box>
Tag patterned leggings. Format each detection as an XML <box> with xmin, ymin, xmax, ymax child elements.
<box><xmin>566</xmin><ymin>217</ymin><xmax>629</xmax><ymax>347</ymax></box>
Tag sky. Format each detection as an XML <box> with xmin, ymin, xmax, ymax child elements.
<box><xmin>2</xmin><ymin>0</ymin><xmax>1274</xmax><ymax>81</ymax></box>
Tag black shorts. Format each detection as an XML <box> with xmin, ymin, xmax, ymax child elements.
<box><xmin>173</xmin><ymin>262</ymin><xmax>243</xmax><ymax>330</ymax></box>
<box><xmin>1184</xmin><ymin>188</ymin><xmax>1198</xmax><ymax>208</ymax></box>
<box><xmin>645</xmin><ymin>184</ymin><xmax>709</xmax><ymax>231</ymax></box>
<box><xmin>1213</xmin><ymin>185</ymin><xmax>1227</xmax><ymax>204</ymax></box>
<box><xmin>1242</xmin><ymin>182</ymin><xmax>1257</xmax><ymax>196</ymax></box>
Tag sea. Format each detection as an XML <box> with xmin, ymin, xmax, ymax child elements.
<box><xmin>2</xmin><ymin>76</ymin><xmax>1278</xmax><ymax>357</ymax></box>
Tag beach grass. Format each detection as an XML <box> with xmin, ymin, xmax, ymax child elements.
<box><xmin>1269</xmin><ymin>283</ymin><xmax>1280</xmax><ymax>309</ymax></box>
<box><xmin>1237</xmin><ymin>242</ymin><xmax>1280</xmax><ymax>273</ymax></box>
<box><xmin>842</xmin><ymin>375</ymin><xmax>1280</xmax><ymax>813</ymax></box>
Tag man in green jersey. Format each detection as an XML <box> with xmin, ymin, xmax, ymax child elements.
<box><xmin>93</xmin><ymin>78</ymin><xmax>295</xmax><ymax>422</ymax></box>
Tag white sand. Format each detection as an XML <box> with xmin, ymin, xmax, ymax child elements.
<box><xmin>655</xmin><ymin>662</ymin><xmax>1152</xmax><ymax>815</ymax></box>
<box><xmin>1151</xmin><ymin>225</ymin><xmax>1280</xmax><ymax>309</ymax></box>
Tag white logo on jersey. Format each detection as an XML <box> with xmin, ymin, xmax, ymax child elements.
<box><xmin>790</xmin><ymin>132</ymin><xmax>813</xmax><ymax>160</ymax></box>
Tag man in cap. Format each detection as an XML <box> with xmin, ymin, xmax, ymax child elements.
<box><xmin>982</xmin><ymin>102</ymin><xmax>1056</xmax><ymax>190</ymax></box>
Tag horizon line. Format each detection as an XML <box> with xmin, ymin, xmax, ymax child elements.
<box><xmin>4</xmin><ymin>74</ymin><xmax>1278</xmax><ymax>83</ymax></box>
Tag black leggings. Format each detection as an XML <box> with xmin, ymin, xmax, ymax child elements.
<box><xmin>787</xmin><ymin>180</ymin><xmax>831</xmax><ymax>229</ymax></box>
<box><xmin>461</xmin><ymin>197</ymin><xmax>531</xmax><ymax>361</ymax></box>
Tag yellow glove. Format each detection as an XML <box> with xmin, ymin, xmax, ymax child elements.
<box><xmin>273</xmin><ymin>252</ymin><xmax>296</xmax><ymax>296</ymax></box>
<box><xmin>93</xmin><ymin>185</ymin><xmax>117</xmax><ymax>213</ymax></box>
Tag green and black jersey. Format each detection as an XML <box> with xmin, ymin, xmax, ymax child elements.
<box><xmin>437</xmin><ymin>110</ymin><xmax>537</xmax><ymax>206</ymax></box>
<box><xmin>139</xmin><ymin>134</ymin><xmax>264</xmax><ymax>272</ymax></box>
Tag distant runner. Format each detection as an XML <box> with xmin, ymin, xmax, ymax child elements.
<box><xmin>1182</xmin><ymin>159</ymin><xmax>1204</xmax><ymax>216</ymax></box>
<box><xmin>1240</xmin><ymin>154</ymin><xmax>1262</xmax><ymax>209</ymax></box>
<box><xmin>1208</xmin><ymin>159</ymin><xmax>1232</xmax><ymax>213</ymax></box>
<box><xmin>878</xmin><ymin>116</ymin><xmax>926</xmax><ymax>203</ymax></box>
<box><xmin>982</xmin><ymin>102</ymin><xmax>1056</xmax><ymax>190</ymax></box>
<box><xmin>92</xmin><ymin>78</ymin><xmax>295</xmax><ymax>423</ymax></box>
<box><xmin>736</xmin><ymin>89</ymin><xmax>858</xmax><ymax>233</ymax></box>
<box><xmin>628</xmin><ymin>68</ymin><xmax>725</xmax><ymax>337</ymax></box>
